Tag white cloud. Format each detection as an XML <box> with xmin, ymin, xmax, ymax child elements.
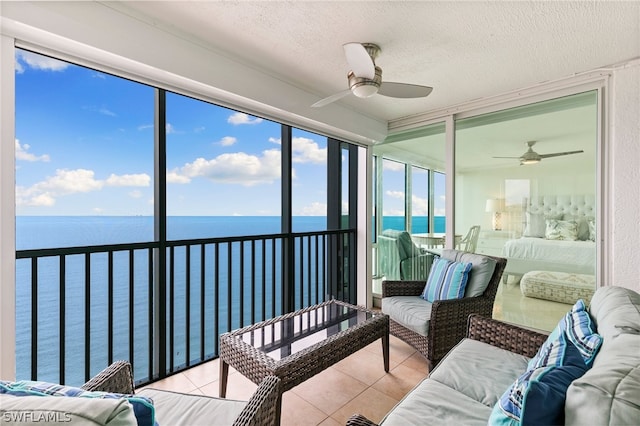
<box><xmin>99</xmin><ymin>107</ymin><xmax>116</xmax><ymax>117</ymax></box>
<box><xmin>411</xmin><ymin>195</ymin><xmax>428</xmax><ymax>216</ymax></box>
<box><xmin>166</xmin><ymin>123</ymin><xmax>177</xmax><ymax>134</ymax></box>
<box><xmin>383</xmin><ymin>208</ymin><xmax>405</xmax><ymax>216</ymax></box>
<box><xmin>219</xmin><ymin>136</ymin><xmax>237</xmax><ymax>146</ymax></box>
<box><xmin>178</xmin><ymin>149</ymin><xmax>281</xmax><ymax>186</ymax></box>
<box><xmin>299</xmin><ymin>202</ymin><xmax>327</xmax><ymax>216</ymax></box>
<box><xmin>265</xmin><ymin>136</ymin><xmax>325</xmax><ymax>164</ymax></box>
<box><xmin>166</xmin><ymin>169</ymin><xmax>191</xmax><ymax>184</ymax></box>
<box><xmin>16</xmin><ymin>50</ymin><xmax>70</xmax><ymax>73</ymax></box>
<box><xmin>105</xmin><ymin>173</ymin><xmax>150</xmax><ymax>187</ymax></box>
<box><xmin>194</xmin><ymin>126</ymin><xmax>205</xmax><ymax>133</ymax></box>
<box><xmin>292</xmin><ymin>137</ymin><xmax>326</xmax><ymax>164</ymax></box>
<box><xmin>383</xmin><ymin>161</ymin><xmax>405</xmax><ymax>172</ymax></box>
<box><xmin>128</xmin><ymin>190</ymin><xmax>143</xmax><ymax>199</ymax></box>
<box><xmin>16</xmin><ymin>169</ymin><xmax>151</xmax><ymax>207</ymax></box>
<box><xmin>385</xmin><ymin>190</ymin><xmax>405</xmax><ymax>199</ymax></box>
<box><xmin>15</xmin><ymin>140</ymin><xmax>50</xmax><ymax>162</ymax></box>
<box><xmin>227</xmin><ymin>112</ymin><xmax>263</xmax><ymax>125</ymax></box>
<box><xmin>138</xmin><ymin>124</ymin><xmax>153</xmax><ymax>131</ymax></box>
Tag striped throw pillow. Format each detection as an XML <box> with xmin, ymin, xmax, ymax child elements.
<box><xmin>421</xmin><ymin>257</ymin><xmax>472</xmax><ymax>302</ymax></box>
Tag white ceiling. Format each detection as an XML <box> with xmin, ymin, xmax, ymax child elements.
<box><xmin>110</xmin><ymin>0</ymin><xmax>640</xmax><ymax>125</ymax></box>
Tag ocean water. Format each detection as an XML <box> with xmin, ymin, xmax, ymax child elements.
<box><xmin>15</xmin><ymin>215</ymin><xmax>444</xmax><ymax>385</ymax></box>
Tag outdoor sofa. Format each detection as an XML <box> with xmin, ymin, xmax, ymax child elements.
<box><xmin>348</xmin><ymin>285</ymin><xmax>640</xmax><ymax>425</ymax></box>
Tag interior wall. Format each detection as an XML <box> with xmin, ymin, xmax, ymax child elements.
<box><xmin>455</xmin><ymin>164</ymin><xmax>596</xmax><ymax>234</ymax></box>
<box><xmin>609</xmin><ymin>63</ymin><xmax>640</xmax><ymax>292</ymax></box>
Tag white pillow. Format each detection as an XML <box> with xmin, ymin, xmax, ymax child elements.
<box><xmin>545</xmin><ymin>219</ymin><xmax>579</xmax><ymax>241</ymax></box>
<box><xmin>524</xmin><ymin>212</ymin><xmax>563</xmax><ymax>238</ymax></box>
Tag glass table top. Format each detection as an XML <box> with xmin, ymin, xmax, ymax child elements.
<box><xmin>237</xmin><ymin>301</ymin><xmax>374</xmax><ymax>360</ymax></box>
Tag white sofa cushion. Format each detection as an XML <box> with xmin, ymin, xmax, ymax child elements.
<box><xmin>380</xmin><ymin>378</ymin><xmax>492</xmax><ymax>426</ymax></box>
<box><xmin>429</xmin><ymin>338</ymin><xmax>530</xmax><ymax>407</ymax></box>
<box><xmin>565</xmin><ymin>286</ymin><xmax>640</xmax><ymax>425</ymax></box>
<box><xmin>138</xmin><ymin>388</ymin><xmax>247</xmax><ymax>426</ymax></box>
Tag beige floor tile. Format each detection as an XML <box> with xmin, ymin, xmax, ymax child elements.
<box><xmin>333</xmin><ymin>347</ymin><xmax>398</xmax><ymax>386</ymax></box>
<box><xmin>181</xmin><ymin>358</ymin><xmax>221</xmax><ymax>389</ymax></box>
<box><xmin>199</xmin><ymin>372</ymin><xmax>257</xmax><ymax>400</ymax></box>
<box><xmin>388</xmin><ymin>335</ymin><xmax>417</xmax><ymax>364</ymax></box>
<box><xmin>371</xmin><ymin>363</ymin><xmax>426</xmax><ymax>401</ymax></box>
<box><xmin>318</xmin><ymin>416</ymin><xmax>342</xmax><ymax>426</ymax></box>
<box><xmin>331</xmin><ymin>387</ymin><xmax>398</xmax><ymax>425</ymax></box>
<box><xmin>400</xmin><ymin>351</ymin><xmax>429</xmax><ymax>375</ymax></box>
<box><xmin>292</xmin><ymin>368</ymin><xmax>367</xmax><ymax>416</ymax></box>
<box><xmin>137</xmin><ymin>372</ymin><xmax>197</xmax><ymax>393</ymax></box>
<box><xmin>280</xmin><ymin>391</ymin><xmax>329</xmax><ymax>426</ymax></box>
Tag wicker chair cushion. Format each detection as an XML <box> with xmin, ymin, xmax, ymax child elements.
<box><xmin>441</xmin><ymin>249</ymin><xmax>497</xmax><ymax>297</ymax></box>
<box><xmin>138</xmin><ymin>388</ymin><xmax>246</xmax><ymax>426</ymax></box>
<box><xmin>381</xmin><ymin>296</ymin><xmax>432</xmax><ymax>336</ymax></box>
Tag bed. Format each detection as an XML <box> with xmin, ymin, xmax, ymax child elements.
<box><xmin>502</xmin><ymin>194</ymin><xmax>596</xmax><ymax>283</ymax></box>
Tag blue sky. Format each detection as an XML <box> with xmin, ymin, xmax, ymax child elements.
<box><xmin>15</xmin><ymin>49</ymin><xmax>329</xmax><ymax>216</ymax></box>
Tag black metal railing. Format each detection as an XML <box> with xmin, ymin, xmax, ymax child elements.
<box><xmin>15</xmin><ymin>228</ymin><xmax>355</xmax><ymax>386</ymax></box>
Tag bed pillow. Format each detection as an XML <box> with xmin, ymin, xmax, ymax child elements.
<box><xmin>421</xmin><ymin>257</ymin><xmax>472</xmax><ymax>302</ymax></box>
<box><xmin>565</xmin><ymin>215</ymin><xmax>592</xmax><ymax>241</ymax></box>
<box><xmin>0</xmin><ymin>380</ymin><xmax>155</xmax><ymax>426</ymax></box>
<box><xmin>489</xmin><ymin>299</ymin><xmax>602</xmax><ymax>425</ymax></box>
<box><xmin>523</xmin><ymin>212</ymin><xmax>563</xmax><ymax>238</ymax></box>
<box><xmin>588</xmin><ymin>218</ymin><xmax>596</xmax><ymax>241</ymax></box>
<box><xmin>545</xmin><ymin>219</ymin><xmax>579</xmax><ymax>241</ymax></box>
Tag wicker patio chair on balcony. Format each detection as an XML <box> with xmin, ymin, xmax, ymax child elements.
<box><xmin>84</xmin><ymin>361</ymin><xmax>281</xmax><ymax>426</ymax></box>
<box><xmin>381</xmin><ymin>249</ymin><xmax>506</xmax><ymax>369</ymax></box>
<box><xmin>378</xmin><ymin>229</ymin><xmax>435</xmax><ymax>281</ymax></box>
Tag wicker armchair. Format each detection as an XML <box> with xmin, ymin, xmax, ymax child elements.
<box><xmin>83</xmin><ymin>361</ymin><xmax>281</xmax><ymax>426</ymax></box>
<box><xmin>382</xmin><ymin>251</ymin><xmax>506</xmax><ymax>369</ymax></box>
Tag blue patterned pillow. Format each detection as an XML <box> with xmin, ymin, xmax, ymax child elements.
<box><xmin>0</xmin><ymin>380</ymin><xmax>155</xmax><ymax>426</ymax></box>
<box><xmin>489</xmin><ymin>299</ymin><xmax>602</xmax><ymax>425</ymax></box>
<box><xmin>421</xmin><ymin>257</ymin><xmax>472</xmax><ymax>302</ymax></box>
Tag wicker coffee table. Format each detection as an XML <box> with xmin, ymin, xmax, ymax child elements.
<box><xmin>219</xmin><ymin>299</ymin><xmax>389</xmax><ymax>422</ymax></box>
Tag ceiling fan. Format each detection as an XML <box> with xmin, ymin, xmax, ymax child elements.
<box><xmin>493</xmin><ymin>141</ymin><xmax>584</xmax><ymax>165</ymax></box>
<box><xmin>311</xmin><ymin>42</ymin><xmax>433</xmax><ymax>108</ymax></box>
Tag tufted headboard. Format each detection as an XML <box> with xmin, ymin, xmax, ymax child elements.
<box><xmin>523</xmin><ymin>194</ymin><xmax>596</xmax><ymax>219</ymax></box>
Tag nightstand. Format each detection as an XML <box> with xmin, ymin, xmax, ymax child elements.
<box><xmin>476</xmin><ymin>230</ymin><xmax>513</xmax><ymax>256</ymax></box>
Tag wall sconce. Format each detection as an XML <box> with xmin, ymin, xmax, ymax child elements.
<box><xmin>485</xmin><ymin>198</ymin><xmax>505</xmax><ymax>231</ymax></box>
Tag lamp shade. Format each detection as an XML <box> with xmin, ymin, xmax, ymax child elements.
<box><xmin>485</xmin><ymin>198</ymin><xmax>505</xmax><ymax>212</ymax></box>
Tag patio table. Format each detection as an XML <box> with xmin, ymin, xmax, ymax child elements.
<box><xmin>219</xmin><ymin>299</ymin><xmax>389</xmax><ymax>423</ymax></box>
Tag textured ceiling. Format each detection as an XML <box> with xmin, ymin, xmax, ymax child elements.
<box><xmin>109</xmin><ymin>1</ymin><xmax>640</xmax><ymax>124</ymax></box>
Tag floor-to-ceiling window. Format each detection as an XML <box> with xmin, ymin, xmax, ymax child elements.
<box><xmin>14</xmin><ymin>48</ymin><xmax>361</xmax><ymax>385</ymax></box>
<box><xmin>371</xmin><ymin>121</ymin><xmax>446</xmax><ymax>294</ymax></box>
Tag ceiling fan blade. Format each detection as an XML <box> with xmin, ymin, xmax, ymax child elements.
<box><xmin>343</xmin><ymin>43</ymin><xmax>375</xmax><ymax>79</ymax></box>
<box><xmin>539</xmin><ymin>150</ymin><xmax>584</xmax><ymax>159</ymax></box>
<box><xmin>311</xmin><ymin>89</ymin><xmax>352</xmax><ymax>108</ymax></box>
<box><xmin>378</xmin><ymin>82</ymin><xmax>433</xmax><ymax>98</ymax></box>
<box><xmin>492</xmin><ymin>156</ymin><xmax>522</xmax><ymax>159</ymax></box>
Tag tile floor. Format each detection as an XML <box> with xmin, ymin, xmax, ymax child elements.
<box><xmin>139</xmin><ymin>335</ymin><xmax>428</xmax><ymax>426</ymax></box>
<box><xmin>142</xmin><ymin>280</ymin><xmax>573</xmax><ymax>425</ymax></box>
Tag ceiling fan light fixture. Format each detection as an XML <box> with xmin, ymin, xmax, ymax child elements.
<box><xmin>520</xmin><ymin>158</ymin><xmax>540</xmax><ymax>165</ymax></box>
<box><xmin>348</xmin><ymin>67</ymin><xmax>382</xmax><ymax>98</ymax></box>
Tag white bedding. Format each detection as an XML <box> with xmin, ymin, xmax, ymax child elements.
<box><xmin>502</xmin><ymin>237</ymin><xmax>596</xmax><ymax>271</ymax></box>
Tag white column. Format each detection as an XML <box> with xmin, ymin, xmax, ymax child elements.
<box><xmin>0</xmin><ymin>33</ymin><xmax>16</xmax><ymax>380</ymax></box>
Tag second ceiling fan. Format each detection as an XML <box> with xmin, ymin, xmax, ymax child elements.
<box><xmin>311</xmin><ymin>42</ymin><xmax>433</xmax><ymax>108</ymax></box>
<box><xmin>493</xmin><ymin>141</ymin><xmax>584</xmax><ymax>165</ymax></box>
